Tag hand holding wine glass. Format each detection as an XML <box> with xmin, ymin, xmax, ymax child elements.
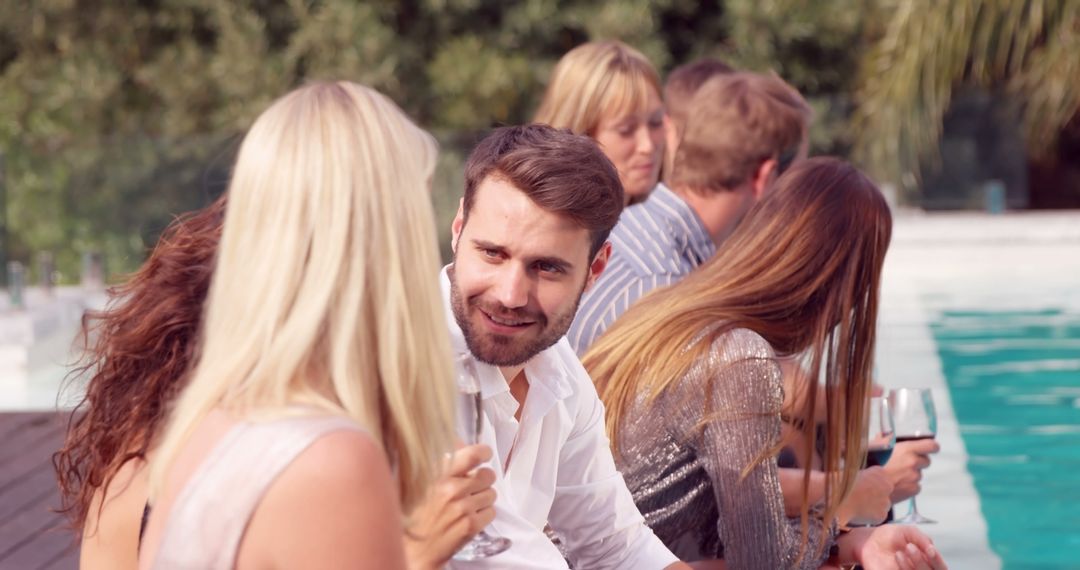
<box><xmin>887</xmin><ymin>388</ymin><xmax>938</xmax><ymax>524</ymax></box>
<box><xmin>840</xmin><ymin>396</ymin><xmax>898</xmax><ymax>527</ymax></box>
<box><xmin>405</xmin><ymin>445</ymin><xmax>498</xmax><ymax>568</ymax></box>
<box><xmin>452</xmin><ymin>355</ymin><xmax>512</xmax><ymax>560</ymax></box>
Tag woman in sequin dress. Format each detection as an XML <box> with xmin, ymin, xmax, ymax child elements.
<box><xmin>585</xmin><ymin>158</ymin><xmax>947</xmax><ymax>569</ymax></box>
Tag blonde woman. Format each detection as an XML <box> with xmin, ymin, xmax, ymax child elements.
<box><xmin>586</xmin><ymin>158</ymin><xmax>948</xmax><ymax>570</ymax></box>
<box><xmin>58</xmin><ymin>199</ymin><xmax>495</xmax><ymax>570</ymax></box>
<box><xmin>137</xmin><ymin>82</ymin><xmax>473</xmax><ymax>569</ymax></box>
<box><xmin>534</xmin><ymin>40</ymin><xmax>666</xmax><ymax>205</ymax></box>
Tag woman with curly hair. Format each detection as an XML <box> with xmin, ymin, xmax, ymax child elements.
<box><xmin>55</xmin><ymin>195</ymin><xmax>224</xmax><ymax>569</ymax></box>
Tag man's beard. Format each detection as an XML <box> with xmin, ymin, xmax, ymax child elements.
<box><xmin>449</xmin><ymin>264</ymin><xmax>582</xmax><ymax>367</ymax></box>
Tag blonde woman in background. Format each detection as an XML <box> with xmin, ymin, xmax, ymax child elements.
<box><xmin>137</xmin><ymin>81</ymin><xmax>478</xmax><ymax>569</ymax></box>
<box><xmin>534</xmin><ymin>40</ymin><xmax>666</xmax><ymax>205</ymax></box>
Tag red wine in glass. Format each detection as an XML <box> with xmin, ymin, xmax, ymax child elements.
<box><xmin>895</xmin><ymin>434</ymin><xmax>936</xmax><ymax>443</ymax></box>
<box><xmin>866</xmin><ymin>446</ymin><xmax>894</xmax><ymax>466</ymax></box>
<box><xmin>888</xmin><ymin>388</ymin><xmax>938</xmax><ymax>524</ymax></box>
<box><xmin>864</xmin><ymin>396</ymin><xmax>896</xmax><ymax>468</ymax></box>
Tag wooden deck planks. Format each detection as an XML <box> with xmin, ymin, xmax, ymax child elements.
<box><xmin>0</xmin><ymin>412</ymin><xmax>78</xmax><ymax>570</ymax></box>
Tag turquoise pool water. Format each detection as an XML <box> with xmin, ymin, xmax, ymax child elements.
<box><xmin>931</xmin><ymin>309</ymin><xmax>1080</xmax><ymax>569</ymax></box>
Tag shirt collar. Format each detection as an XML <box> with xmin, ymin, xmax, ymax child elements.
<box><xmin>641</xmin><ymin>183</ymin><xmax>716</xmax><ymax>264</ymax></box>
<box><xmin>440</xmin><ymin>266</ymin><xmax>575</xmax><ymax>403</ymax></box>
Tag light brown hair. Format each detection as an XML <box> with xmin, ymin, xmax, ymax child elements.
<box><xmin>463</xmin><ymin>124</ymin><xmax>624</xmax><ymax>257</ymax></box>
<box><xmin>671</xmin><ymin>72</ymin><xmax>811</xmax><ymax>192</ymax></box>
<box><xmin>533</xmin><ymin>40</ymin><xmax>662</xmax><ymax>137</ymax></box>
<box><xmin>663</xmin><ymin>58</ymin><xmax>735</xmax><ymax>132</ymax></box>
<box><xmin>585</xmin><ymin>157</ymin><xmax>892</xmax><ymax>557</ymax></box>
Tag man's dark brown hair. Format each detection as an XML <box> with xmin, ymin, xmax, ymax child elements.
<box><xmin>664</xmin><ymin>58</ymin><xmax>735</xmax><ymax>130</ymax></box>
<box><xmin>463</xmin><ymin>124</ymin><xmax>624</xmax><ymax>257</ymax></box>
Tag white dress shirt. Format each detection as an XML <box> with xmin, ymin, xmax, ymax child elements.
<box><xmin>442</xmin><ymin>269</ymin><xmax>678</xmax><ymax>570</ymax></box>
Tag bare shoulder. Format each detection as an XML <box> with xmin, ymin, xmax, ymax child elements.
<box><xmin>263</xmin><ymin>427</ymin><xmax>396</xmax><ymax>507</ymax></box>
<box><xmin>81</xmin><ymin>457</ymin><xmax>147</xmax><ymax>570</ymax></box>
<box><xmin>238</xmin><ymin>427</ymin><xmax>408</xmax><ymax>569</ymax></box>
<box><xmin>290</xmin><ymin>428</ymin><xmax>388</xmax><ymax>480</ymax></box>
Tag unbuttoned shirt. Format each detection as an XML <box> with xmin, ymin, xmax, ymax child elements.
<box><xmin>567</xmin><ymin>184</ymin><xmax>716</xmax><ymax>356</ymax></box>
<box><xmin>441</xmin><ymin>269</ymin><xmax>678</xmax><ymax>570</ymax></box>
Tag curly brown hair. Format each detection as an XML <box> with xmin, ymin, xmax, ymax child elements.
<box><xmin>53</xmin><ymin>195</ymin><xmax>225</xmax><ymax>533</ymax></box>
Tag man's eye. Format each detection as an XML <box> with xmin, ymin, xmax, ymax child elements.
<box><xmin>481</xmin><ymin>248</ymin><xmax>500</xmax><ymax>258</ymax></box>
<box><xmin>537</xmin><ymin>262</ymin><xmax>562</xmax><ymax>274</ymax></box>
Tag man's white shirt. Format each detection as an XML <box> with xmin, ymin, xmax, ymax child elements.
<box><xmin>441</xmin><ymin>268</ymin><xmax>677</xmax><ymax>569</ymax></box>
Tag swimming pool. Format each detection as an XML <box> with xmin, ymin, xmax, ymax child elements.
<box><xmin>875</xmin><ymin>211</ymin><xmax>1080</xmax><ymax>569</ymax></box>
<box><xmin>932</xmin><ymin>309</ymin><xmax>1080</xmax><ymax>569</ymax></box>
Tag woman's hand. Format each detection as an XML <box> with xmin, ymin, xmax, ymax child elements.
<box><xmin>884</xmin><ymin>439</ymin><xmax>940</xmax><ymax>503</ymax></box>
<box><xmin>404</xmin><ymin>444</ymin><xmax>497</xmax><ymax>570</ymax></box>
<box><xmin>836</xmin><ymin>524</ymin><xmax>947</xmax><ymax>570</ymax></box>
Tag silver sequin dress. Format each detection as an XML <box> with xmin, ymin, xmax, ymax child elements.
<box><xmin>615</xmin><ymin>328</ymin><xmax>835</xmax><ymax>569</ymax></box>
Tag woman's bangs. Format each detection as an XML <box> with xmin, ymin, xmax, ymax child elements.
<box><xmin>597</xmin><ymin>69</ymin><xmax>658</xmax><ymax>125</ymax></box>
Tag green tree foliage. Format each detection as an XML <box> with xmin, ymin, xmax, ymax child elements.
<box><xmin>1</xmin><ymin>1</ymin><xmax>1076</xmax><ymax>279</ymax></box>
<box><xmin>0</xmin><ymin>0</ymin><xmax>726</xmax><ymax>280</ymax></box>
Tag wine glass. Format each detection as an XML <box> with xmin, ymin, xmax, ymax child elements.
<box><xmin>887</xmin><ymin>388</ymin><xmax>937</xmax><ymax>524</ymax></box>
<box><xmin>452</xmin><ymin>356</ymin><xmax>511</xmax><ymax>560</ymax></box>
<box><xmin>865</xmin><ymin>396</ymin><xmax>896</xmax><ymax>468</ymax></box>
<box><xmin>851</xmin><ymin>396</ymin><xmax>896</xmax><ymax>526</ymax></box>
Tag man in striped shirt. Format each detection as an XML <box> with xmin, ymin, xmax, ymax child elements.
<box><xmin>568</xmin><ymin>71</ymin><xmax>812</xmax><ymax>355</ymax></box>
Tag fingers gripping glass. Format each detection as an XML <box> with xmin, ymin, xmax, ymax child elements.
<box><xmin>887</xmin><ymin>388</ymin><xmax>938</xmax><ymax>524</ymax></box>
<box><xmin>850</xmin><ymin>396</ymin><xmax>896</xmax><ymax>527</ymax></box>
<box><xmin>452</xmin><ymin>356</ymin><xmax>511</xmax><ymax>560</ymax></box>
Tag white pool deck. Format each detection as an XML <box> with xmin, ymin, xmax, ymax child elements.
<box><xmin>0</xmin><ymin>287</ymin><xmax>106</xmax><ymax>410</ymax></box>
<box><xmin>2</xmin><ymin>210</ymin><xmax>1079</xmax><ymax>568</ymax></box>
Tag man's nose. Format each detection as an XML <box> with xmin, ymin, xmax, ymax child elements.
<box><xmin>494</xmin><ymin>264</ymin><xmax>530</xmax><ymax>309</ymax></box>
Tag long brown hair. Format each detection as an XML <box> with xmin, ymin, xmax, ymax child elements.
<box><xmin>584</xmin><ymin>157</ymin><xmax>892</xmax><ymax>547</ymax></box>
<box><xmin>54</xmin><ymin>195</ymin><xmax>225</xmax><ymax>532</ymax></box>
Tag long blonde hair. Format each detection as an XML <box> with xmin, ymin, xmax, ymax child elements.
<box><xmin>533</xmin><ymin>40</ymin><xmax>662</xmax><ymax>136</ymax></box>
<box><xmin>585</xmin><ymin>157</ymin><xmax>892</xmax><ymax>548</ymax></box>
<box><xmin>149</xmin><ymin>81</ymin><xmax>456</xmax><ymax>514</ymax></box>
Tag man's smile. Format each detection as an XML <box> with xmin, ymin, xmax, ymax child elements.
<box><xmin>478</xmin><ymin>306</ymin><xmax>537</xmax><ymax>333</ymax></box>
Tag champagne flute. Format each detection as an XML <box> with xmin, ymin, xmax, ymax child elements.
<box><xmin>452</xmin><ymin>356</ymin><xmax>511</xmax><ymax>560</ymax></box>
<box><xmin>888</xmin><ymin>388</ymin><xmax>937</xmax><ymax>524</ymax></box>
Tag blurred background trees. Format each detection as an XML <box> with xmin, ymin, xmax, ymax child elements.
<box><xmin>1</xmin><ymin>0</ymin><xmax>1077</xmax><ymax>281</ymax></box>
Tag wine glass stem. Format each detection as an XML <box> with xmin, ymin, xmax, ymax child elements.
<box><xmin>908</xmin><ymin>496</ymin><xmax>920</xmax><ymax>516</ymax></box>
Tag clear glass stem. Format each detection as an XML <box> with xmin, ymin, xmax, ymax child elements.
<box><xmin>896</xmin><ymin>496</ymin><xmax>937</xmax><ymax>524</ymax></box>
<box><xmin>452</xmin><ymin>529</ymin><xmax>511</xmax><ymax>560</ymax></box>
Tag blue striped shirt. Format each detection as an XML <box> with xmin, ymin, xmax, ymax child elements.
<box><xmin>569</xmin><ymin>184</ymin><xmax>716</xmax><ymax>356</ymax></box>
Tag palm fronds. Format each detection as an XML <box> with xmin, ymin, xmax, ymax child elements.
<box><xmin>851</xmin><ymin>0</ymin><xmax>1080</xmax><ymax>197</ymax></box>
